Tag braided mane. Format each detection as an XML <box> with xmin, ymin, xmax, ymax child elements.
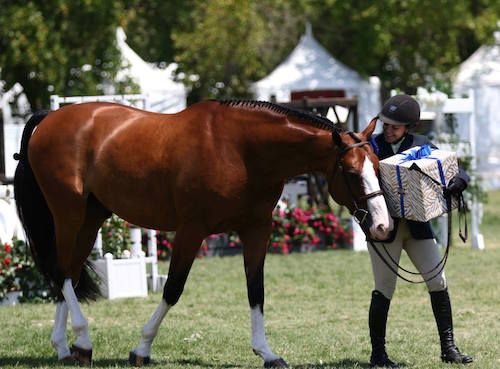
<box><xmin>217</xmin><ymin>100</ymin><xmax>344</xmax><ymax>132</ymax></box>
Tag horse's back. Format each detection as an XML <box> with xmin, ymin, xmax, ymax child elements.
<box><xmin>27</xmin><ymin>101</ymin><xmax>242</xmax><ymax>229</ymax></box>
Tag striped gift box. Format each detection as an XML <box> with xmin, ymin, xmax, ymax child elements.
<box><xmin>379</xmin><ymin>146</ymin><xmax>458</xmax><ymax>222</ymax></box>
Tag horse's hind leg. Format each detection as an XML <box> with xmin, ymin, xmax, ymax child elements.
<box><xmin>51</xmin><ymin>301</ymin><xmax>71</xmax><ymax>361</ymax></box>
<box><xmin>239</xmin><ymin>222</ymin><xmax>288</xmax><ymax>368</ymax></box>
<box><xmin>53</xmin><ymin>193</ymin><xmax>110</xmax><ymax>365</ymax></box>
<box><xmin>130</xmin><ymin>223</ymin><xmax>205</xmax><ymax>366</ymax></box>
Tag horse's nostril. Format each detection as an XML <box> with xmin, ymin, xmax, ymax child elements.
<box><xmin>377</xmin><ymin>224</ymin><xmax>387</xmax><ymax>234</ymax></box>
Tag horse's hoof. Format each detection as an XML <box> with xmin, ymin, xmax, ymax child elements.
<box><xmin>264</xmin><ymin>358</ymin><xmax>289</xmax><ymax>368</ymax></box>
<box><xmin>129</xmin><ymin>350</ymin><xmax>151</xmax><ymax>366</ymax></box>
<box><xmin>70</xmin><ymin>344</ymin><xmax>92</xmax><ymax>366</ymax></box>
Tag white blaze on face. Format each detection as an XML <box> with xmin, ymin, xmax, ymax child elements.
<box><xmin>361</xmin><ymin>157</ymin><xmax>393</xmax><ymax>239</ymax></box>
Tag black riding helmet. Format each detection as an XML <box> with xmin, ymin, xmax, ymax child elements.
<box><xmin>378</xmin><ymin>94</ymin><xmax>420</xmax><ymax>126</ymax></box>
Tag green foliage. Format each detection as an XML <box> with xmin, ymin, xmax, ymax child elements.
<box><xmin>100</xmin><ymin>214</ymin><xmax>131</xmax><ymax>258</ymax></box>
<box><xmin>2</xmin><ymin>1</ymin><xmax>500</xmax><ymax>111</ymax></box>
<box><xmin>122</xmin><ymin>0</ymin><xmax>194</xmax><ymax>64</ymax></box>
<box><xmin>0</xmin><ymin>0</ymin><xmax>127</xmax><ymax>109</ymax></box>
<box><xmin>0</xmin><ymin>239</ymin><xmax>55</xmax><ymax>303</ymax></box>
<box><xmin>172</xmin><ymin>1</ymin><xmax>303</xmax><ymax>101</ymax></box>
<box><xmin>309</xmin><ymin>0</ymin><xmax>500</xmax><ymax>96</ymax></box>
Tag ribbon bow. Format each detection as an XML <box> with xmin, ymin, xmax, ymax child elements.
<box><xmin>399</xmin><ymin>144</ymin><xmax>432</xmax><ymax>163</ymax></box>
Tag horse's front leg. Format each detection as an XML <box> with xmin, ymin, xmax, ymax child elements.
<box><xmin>130</xmin><ymin>223</ymin><xmax>205</xmax><ymax>366</ymax></box>
<box><xmin>50</xmin><ymin>301</ymin><xmax>71</xmax><ymax>361</ymax></box>
<box><xmin>240</xmin><ymin>222</ymin><xmax>289</xmax><ymax>368</ymax></box>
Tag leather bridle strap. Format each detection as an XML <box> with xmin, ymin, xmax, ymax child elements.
<box><xmin>332</xmin><ymin>134</ymin><xmax>385</xmax><ymax>226</ymax></box>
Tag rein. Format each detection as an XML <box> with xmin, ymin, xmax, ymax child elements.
<box><xmin>366</xmin><ymin>171</ymin><xmax>468</xmax><ymax>283</ymax></box>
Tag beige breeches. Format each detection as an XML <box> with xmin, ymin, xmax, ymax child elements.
<box><xmin>368</xmin><ymin>220</ymin><xmax>447</xmax><ymax>299</ymax></box>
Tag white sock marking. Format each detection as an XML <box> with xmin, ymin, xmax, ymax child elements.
<box><xmin>61</xmin><ymin>279</ymin><xmax>92</xmax><ymax>350</ymax></box>
<box><xmin>250</xmin><ymin>306</ymin><xmax>279</xmax><ymax>362</ymax></box>
<box><xmin>51</xmin><ymin>301</ymin><xmax>71</xmax><ymax>360</ymax></box>
<box><xmin>134</xmin><ymin>300</ymin><xmax>170</xmax><ymax>357</ymax></box>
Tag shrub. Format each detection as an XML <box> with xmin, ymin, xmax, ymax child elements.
<box><xmin>0</xmin><ymin>239</ymin><xmax>56</xmax><ymax>303</ymax></box>
<box><xmin>153</xmin><ymin>202</ymin><xmax>352</xmax><ymax>259</ymax></box>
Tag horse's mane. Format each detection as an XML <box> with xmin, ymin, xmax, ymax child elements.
<box><xmin>217</xmin><ymin>100</ymin><xmax>345</xmax><ymax>133</ymax></box>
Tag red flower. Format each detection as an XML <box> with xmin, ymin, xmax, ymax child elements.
<box><xmin>3</xmin><ymin>257</ymin><xmax>11</xmax><ymax>266</ymax></box>
<box><xmin>0</xmin><ymin>266</ymin><xmax>2</xmax><ymax>274</ymax></box>
<box><xmin>4</xmin><ymin>243</ymin><xmax>11</xmax><ymax>253</ymax></box>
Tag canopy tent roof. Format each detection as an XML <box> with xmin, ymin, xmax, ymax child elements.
<box><xmin>116</xmin><ymin>27</ymin><xmax>186</xmax><ymax>113</ymax></box>
<box><xmin>454</xmin><ymin>28</ymin><xmax>500</xmax><ymax>91</ymax></box>
<box><xmin>253</xmin><ymin>24</ymin><xmax>365</xmax><ymax>101</ymax></box>
<box><xmin>252</xmin><ymin>24</ymin><xmax>380</xmax><ymax>132</ymax></box>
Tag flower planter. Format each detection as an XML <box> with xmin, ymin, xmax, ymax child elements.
<box><xmin>91</xmin><ymin>253</ymin><xmax>148</xmax><ymax>300</ymax></box>
<box><xmin>0</xmin><ymin>290</ymin><xmax>21</xmax><ymax>306</ymax></box>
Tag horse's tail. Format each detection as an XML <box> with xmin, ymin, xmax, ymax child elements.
<box><xmin>14</xmin><ymin>111</ymin><xmax>101</xmax><ymax>302</ymax></box>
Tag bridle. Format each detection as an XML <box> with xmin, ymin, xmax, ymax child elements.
<box><xmin>333</xmin><ymin>131</ymin><xmax>384</xmax><ymax>226</ymax></box>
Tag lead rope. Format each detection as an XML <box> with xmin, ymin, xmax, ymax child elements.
<box><xmin>366</xmin><ymin>188</ymin><xmax>468</xmax><ymax>284</ymax></box>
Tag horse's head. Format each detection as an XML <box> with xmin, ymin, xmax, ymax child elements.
<box><xmin>328</xmin><ymin>118</ymin><xmax>393</xmax><ymax>240</ymax></box>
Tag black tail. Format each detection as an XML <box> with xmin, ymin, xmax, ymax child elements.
<box><xmin>14</xmin><ymin>111</ymin><xmax>100</xmax><ymax>302</ymax></box>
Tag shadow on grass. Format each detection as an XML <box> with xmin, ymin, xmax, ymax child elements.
<box><xmin>0</xmin><ymin>356</ymin><xmax>130</xmax><ymax>367</ymax></box>
<box><xmin>0</xmin><ymin>356</ymin><xmax>408</xmax><ymax>368</ymax></box>
<box><xmin>0</xmin><ymin>356</ymin><xmax>248</xmax><ymax>368</ymax></box>
<box><xmin>170</xmin><ymin>358</ymin><xmax>246</xmax><ymax>368</ymax></box>
<box><xmin>293</xmin><ymin>358</ymin><xmax>408</xmax><ymax>369</ymax></box>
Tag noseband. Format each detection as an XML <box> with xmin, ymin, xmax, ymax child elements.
<box><xmin>333</xmin><ymin>132</ymin><xmax>384</xmax><ymax>226</ymax></box>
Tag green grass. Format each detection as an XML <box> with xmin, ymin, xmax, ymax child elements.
<box><xmin>1</xmin><ymin>248</ymin><xmax>499</xmax><ymax>368</ymax></box>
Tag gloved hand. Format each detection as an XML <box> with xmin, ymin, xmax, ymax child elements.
<box><xmin>444</xmin><ymin>176</ymin><xmax>467</xmax><ymax>197</ymax></box>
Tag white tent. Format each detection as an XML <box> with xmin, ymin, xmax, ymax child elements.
<box><xmin>454</xmin><ymin>26</ymin><xmax>500</xmax><ymax>189</ymax></box>
<box><xmin>252</xmin><ymin>24</ymin><xmax>381</xmax><ymax>131</ymax></box>
<box><xmin>116</xmin><ymin>27</ymin><xmax>186</xmax><ymax>113</ymax></box>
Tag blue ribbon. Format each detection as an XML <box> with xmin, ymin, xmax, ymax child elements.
<box><xmin>399</xmin><ymin>144</ymin><xmax>432</xmax><ymax>162</ymax></box>
<box><xmin>395</xmin><ymin>144</ymin><xmax>445</xmax><ymax>219</ymax></box>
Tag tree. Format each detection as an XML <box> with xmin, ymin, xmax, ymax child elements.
<box><xmin>121</xmin><ymin>0</ymin><xmax>194</xmax><ymax>64</ymax></box>
<box><xmin>307</xmin><ymin>0</ymin><xmax>500</xmax><ymax>96</ymax></box>
<box><xmin>0</xmin><ymin>1</ymin><xmax>126</xmax><ymax>110</ymax></box>
<box><xmin>172</xmin><ymin>1</ymin><xmax>304</xmax><ymax>102</ymax></box>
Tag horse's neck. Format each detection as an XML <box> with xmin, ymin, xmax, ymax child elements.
<box><xmin>244</xmin><ymin>119</ymin><xmax>335</xmax><ymax>180</ymax></box>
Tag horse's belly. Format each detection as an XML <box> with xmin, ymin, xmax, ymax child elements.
<box><xmin>89</xmin><ymin>176</ymin><xmax>177</xmax><ymax>231</ymax></box>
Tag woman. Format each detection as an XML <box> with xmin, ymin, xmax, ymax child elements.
<box><xmin>368</xmin><ymin>94</ymin><xmax>473</xmax><ymax>367</ymax></box>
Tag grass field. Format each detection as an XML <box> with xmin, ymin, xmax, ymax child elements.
<box><xmin>1</xmin><ymin>245</ymin><xmax>499</xmax><ymax>369</ymax></box>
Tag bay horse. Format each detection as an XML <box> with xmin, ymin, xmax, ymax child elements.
<box><xmin>14</xmin><ymin>100</ymin><xmax>393</xmax><ymax>367</ymax></box>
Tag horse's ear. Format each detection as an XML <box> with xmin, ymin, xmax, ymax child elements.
<box><xmin>361</xmin><ymin>117</ymin><xmax>378</xmax><ymax>139</ymax></box>
<box><xmin>332</xmin><ymin>130</ymin><xmax>342</xmax><ymax>147</ymax></box>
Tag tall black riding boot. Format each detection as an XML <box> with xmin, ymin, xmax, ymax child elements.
<box><xmin>369</xmin><ymin>290</ymin><xmax>399</xmax><ymax>368</ymax></box>
<box><xmin>430</xmin><ymin>289</ymin><xmax>473</xmax><ymax>364</ymax></box>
